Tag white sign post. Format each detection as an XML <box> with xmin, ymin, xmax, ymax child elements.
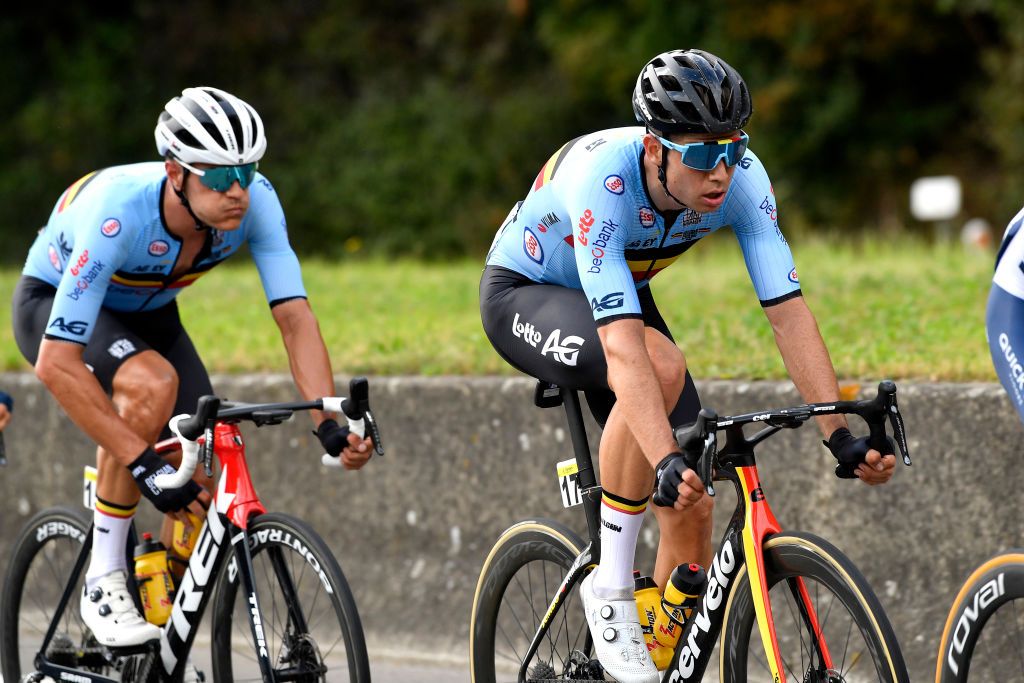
<box><xmin>910</xmin><ymin>176</ymin><xmax>962</xmax><ymax>241</ymax></box>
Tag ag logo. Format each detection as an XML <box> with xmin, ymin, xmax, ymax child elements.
<box><xmin>48</xmin><ymin>317</ymin><xmax>88</xmax><ymax>336</ymax></box>
<box><xmin>591</xmin><ymin>292</ymin><xmax>625</xmax><ymax>312</ymax></box>
<box><xmin>541</xmin><ymin>329</ymin><xmax>585</xmax><ymax>366</ymax></box>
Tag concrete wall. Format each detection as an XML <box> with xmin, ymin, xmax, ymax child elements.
<box><xmin>1</xmin><ymin>372</ymin><xmax>1022</xmax><ymax>679</ymax></box>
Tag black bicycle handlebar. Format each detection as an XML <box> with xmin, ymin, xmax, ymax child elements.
<box><xmin>672</xmin><ymin>380</ymin><xmax>911</xmax><ymax>496</ymax></box>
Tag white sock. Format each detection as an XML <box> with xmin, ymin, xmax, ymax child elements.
<box><xmin>593</xmin><ymin>491</ymin><xmax>648</xmax><ymax>599</ymax></box>
<box><xmin>85</xmin><ymin>497</ymin><xmax>137</xmax><ymax>590</ymax></box>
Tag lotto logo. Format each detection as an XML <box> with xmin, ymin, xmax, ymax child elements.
<box><xmin>604</xmin><ymin>175</ymin><xmax>624</xmax><ymax>195</ymax></box>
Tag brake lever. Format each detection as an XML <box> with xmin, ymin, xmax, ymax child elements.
<box><xmin>701</xmin><ymin>429</ymin><xmax>717</xmax><ymax>497</ymax></box>
<box><xmin>887</xmin><ymin>396</ymin><xmax>912</xmax><ymax>466</ymax></box>
<box><xmin>364</xmin><ymin>408</ymin><xmax>385</xmax><ymax>456</ymax></box>
<box><xmin>202</xmin><ymin>425</ymin><xmax>215</xmax><ymax>478</ymax></box>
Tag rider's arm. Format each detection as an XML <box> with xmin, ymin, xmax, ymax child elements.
<box><xmin>598</xmin><ymin>318</ymin><xmax>678</xmax><ymax>468</ymax></box>
<box><xmin>35</xmin><ymin>340</ymin><xmax>149</xmax><ymax>464</ymax></box>
<box><xmin>270</xmin><ymin>298</ymin><xmax>334</xmax><ymax>425</ymax></box>
<box><xmin>762</xmin><ymin>297</ymin><xmax>846</xmax><ymax>437</ymax></box>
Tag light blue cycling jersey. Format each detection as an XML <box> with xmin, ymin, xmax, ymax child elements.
<box><xmin>23</xmin><ymin>162</ymin><xmax>306</xmax><ymax>345</ymax></box>
<box><xmin>486</xmin><ymin>127</ymin><xmax>801</xmax><ymax>322</ymax></box>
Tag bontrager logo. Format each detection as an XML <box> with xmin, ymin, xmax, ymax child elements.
<box><xmin>670</xmin><ymin>538</ymin><xmax>737</xmax><ymax>681</ymax></box>
<box><xmin>945</xmin><ymin>572</ymin><xmax>1006</xmax><ymax>675</ymax></box>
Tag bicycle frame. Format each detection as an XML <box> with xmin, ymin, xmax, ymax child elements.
<box><xmin>517</xmin><ymin>382</ymin><xmax>913</xmax><ymax>683</ymax></box>
<box><xmin>31</xmin><ymin>422</ymin><xmax>284</xmax><ymax>683</ymax></box>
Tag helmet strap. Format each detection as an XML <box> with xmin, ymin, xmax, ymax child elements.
<box><xmin>173</xmin><ymin>169</ymin><xmax>211</xmax><ymax>232</ymax></box>
<box><xmin>657</xmin><ymin>146</ymin><xmax>690</xmax><ymax>209</ymax></box>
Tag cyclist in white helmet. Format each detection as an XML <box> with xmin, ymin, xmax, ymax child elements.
<box><xmin>12</xmin><ymin>87</ymin><xmax>373</xmax><ymax>666</ymax></box>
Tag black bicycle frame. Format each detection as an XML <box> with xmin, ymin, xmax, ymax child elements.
<box><xmin>31</xmin><ymin>510</ymin><xmax>279</xmax><ymax>683</ymax></box>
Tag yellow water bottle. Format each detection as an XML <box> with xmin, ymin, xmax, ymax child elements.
<box><xmin>133</xmin><ymin>533</ymin><xmax>174</xmax><ymax>626</ymax></box>
<box><xmin>634</xmin><ymin>573</ymin><xmax>673</xmax><ymax>670</ymax></box>
<box><xmin>171</xmin><ymin>512</ymin><xmax>202</xmax><ymax>559</ymax></box>
<box><xmin>654</xmin><ymin>563</ymin><xmax>707</xmax><ymax>653</ymax></box>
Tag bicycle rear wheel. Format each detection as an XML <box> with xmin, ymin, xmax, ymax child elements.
<box><xmin>935</xmin><ymin>549</ymin><xmax>1024</xmax><ymax>682</ymax></box>
<box><xmin>470</xmin><ymin>519</ymin><xmax>593</xmax><ymax>683</ymax></box>
<box><xmin>720</xmin><ymin>531</ymin><xmax>909</xmax><ymax>683</ymax></box>
<box><xmin>210</xmin><ymin>511</ymin><xmax>370</xmax><ymax>682</ymax></box>
<box><xmin>0</xmin><ymin>507</ymin><xmax>126</xmax><ymax>681</ymax></box>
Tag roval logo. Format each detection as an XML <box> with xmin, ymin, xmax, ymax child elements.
<box><xmin>670</xmin><ymin>538</ymin><xmax>737</xmax><ymax>681</ymax></box>
<box><xmin>945</xmin><ymin>572</ymin><xmax>1006</xmax><ymax>675</ymax></box>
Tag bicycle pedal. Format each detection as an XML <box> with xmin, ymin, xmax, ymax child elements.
<box><xmin>102</xmin><ymin>639</ymin><xmax>159</xmax><ymax>656</ymax></box>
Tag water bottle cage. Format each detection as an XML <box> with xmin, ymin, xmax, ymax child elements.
<box><xmin>660</xmin><ymin>596</ymin><xmax>692</xmax><ymax>630</ymax></box>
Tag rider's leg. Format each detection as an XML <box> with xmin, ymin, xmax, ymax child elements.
<box><xmin>593</xmin><ymin>328</ymin><xmax>693</xmax><ymax>595</ymax></box>
<box><xmin>87</xmin><ymin>351</ymin><xmax>178</xmax><ymax>586</ymax></box>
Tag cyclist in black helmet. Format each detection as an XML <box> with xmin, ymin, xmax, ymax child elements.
<box><xmin>480</xmin><ymin>49</ymin><xmax>896</xmax><ymax>682</ymax></box>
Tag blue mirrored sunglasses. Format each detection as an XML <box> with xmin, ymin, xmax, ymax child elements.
<box><xmin>655</xmin><ymin>133</ymin><xmax>749</xmax><ymax>172</ymax></box>
<box><xmin>179</xmin><ymin>161</ymin><xmax>258</xmax><ymax>192</ymax></box>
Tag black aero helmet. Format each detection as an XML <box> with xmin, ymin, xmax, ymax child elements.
<box><xmin>632</xmin><ymin>49</ymin><xmax>752</xmax><ymax>135</ymax></box>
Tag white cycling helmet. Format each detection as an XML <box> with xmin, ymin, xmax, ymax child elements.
<box><xmin>155</xmin><ymin>86</ymin><xmax>266</xmax><ymax>165</ymax></box>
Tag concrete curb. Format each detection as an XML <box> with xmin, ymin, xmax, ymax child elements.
<box><xmin>1</xmin><ymin>373</ymin><xmax>1021</xmax><ymax>679</ymax></box>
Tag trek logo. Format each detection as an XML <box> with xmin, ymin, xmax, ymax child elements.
<box><xmin>577</xmin><ymin>209</ymin><xmax>595</xmax><ymax>246</ymax></box>
<box><xmin>248</xmin><ymin>593</ymin><xmax>270</xmax><ymax>658</ymax></box>
<box><xmin>998</xmin><ymin>333</ymin><xmax>1024</xmax><ymax>396</ymax></box>
<box><xmin>670</xmin><ymin>538</ymin><xmax>738</xmax><ymax>681</ymax></box>
<box><xmin>512</xmin><ymin>313</ymin><xmax>543</xmax><ymax>347</ymax></box>
<box><xmin>601</xmin><ymin>519</ymin><xmax>623</xmax><ymax>533</ymax></box>
<box><xmin>945</xmin><ymin>572</ymin><xmax>1006</xmax><ymax>675</ymax></box>
<box><xmin>162</xmin><ymin>510</ymin><xmax>227</xmax><ymax>674</ymax></box>
<box><xmin>591</xmin><ymin>292</ymin><xmax>625</xmax><ymax>312</ymax></box>
<box><xmin>48</xmin><ymin>317</ymin><xmax>88</xmax><ymax>336</ymax></box>
<box><xmin>541</xmin><ymin>329</ymin><xmax>585</xmax><ymax>366</ymax></box>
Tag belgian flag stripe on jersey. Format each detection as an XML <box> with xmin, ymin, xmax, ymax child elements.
<box><xmin>56</xmin><ymin>171</ymin><xmax>100</xmax><ymax>213</ymax></box>
<box><xmin>532</xmin><ymin>135</ymin><xmax>586</xmax><ymax>191</ymax></box>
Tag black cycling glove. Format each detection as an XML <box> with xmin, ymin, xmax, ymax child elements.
<box><xmin>653</xmin><ymin>452</ymin><xmax>690</xmax><ymax>507</ymax></box>
<box><xmin>128</xmin><ymin>448</ymin><xmax>202</xmax><ymax>513</ymax></box>
<box><xmin>315</xmin><ymin>419</ymin><xmax>352</xmax><ymax>458</ymax></box>
<box><xmin>823</xmin><ymin>427</ymin><xmax>872</xmax><ymax>479</ymax></box>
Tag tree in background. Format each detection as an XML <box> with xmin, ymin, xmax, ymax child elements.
<box><xmin>0</xmin><ymin>0</ymin><xmax>1020</xmax><ymax>260</ymax></box>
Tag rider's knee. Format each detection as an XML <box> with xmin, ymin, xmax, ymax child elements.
<box><xmin>647</xmin><ymin>341</ymin><xmax>687</xmax><ymax>400</ymax></box>
<box><xmin>112</xmin><ymin>356</ymin><xmax>178</xmax><ymax>423</ymax></box>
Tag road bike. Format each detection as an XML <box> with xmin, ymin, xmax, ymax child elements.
<box><xmin>935</xmin><ymin>548</ymin><xmax>1024</xmax><ymax>681</ymax></box>
<box><xmin>0</xmin><ymin>377</ymin><xmax>384</xmax><ymax>682</ymax></box>
<box><xmin>470</xmin><ymin>380</ymin><xmax>913</xmax><ymax>682</ymax></box>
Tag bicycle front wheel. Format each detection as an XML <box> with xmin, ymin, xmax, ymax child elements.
<box><xmin>210</xmin><ymin>512</ymin><xmax>370</xmax><ymax>682</ymax></box>
<box><xmin>935</xmin><ymin>549</ymin><xmax>1024</xmax><ymax>682</ymax></box>
<box><xmin>0</xmin><ymin>507</ymin><xmax>99</xmax><ymax>681</ymax></box>
<box><xmin>720</xmin><ymin>531</ymin><xmax>909</xmax><ymax>683</ymax></box>
<box><xmin>470</xmin><ymin>518</ymin><xmax>591</xmax><ymax>683</ymax></box>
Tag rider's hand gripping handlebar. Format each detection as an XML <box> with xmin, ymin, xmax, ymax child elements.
<box><xmin>320</xmin><ymin>377</ymin><xmax>385</xmax><ymax>467</ymax></box>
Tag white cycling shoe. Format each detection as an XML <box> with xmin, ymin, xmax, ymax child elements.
<box><xmin>183</xmin><ymin>655</ymin><xmax>206</xmax><ymax>682</ymax></box>
<box><xmin>580</xmin><ymin>573</ymin><xmax>659</xmax><ymax>683</ymax></box>
<box><xmin>81</xmin><ymin>570</ymin><xmax>161</xmax><ymax>647</ymax></box>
